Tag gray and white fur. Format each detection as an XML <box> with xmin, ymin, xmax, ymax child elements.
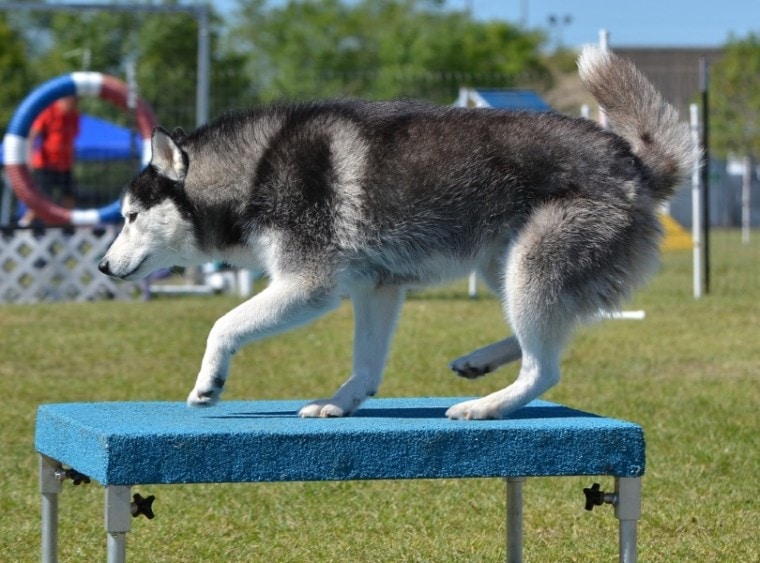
<box><xmin>99</xmin><ymin>46</ymin><xmax>695</xmax><ymax>419</ymax></box>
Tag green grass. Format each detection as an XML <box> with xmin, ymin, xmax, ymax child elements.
<box><xmin>1</xmin><ymin>244</ymin><xmax>758</xmax><ymax>561</ymax></box>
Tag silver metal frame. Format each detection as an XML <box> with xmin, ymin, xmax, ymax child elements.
<box><xmin>504</xmin><ymin>476</ymin><xmax>642</xmax><ymax>563</ymax></box>
<box><xmin>39</xmin><ymin>456</ymin><xmax>61</xmax><ymax>563</ymax></box>
<box><xmin>615</xmin><ymin>477</ymin><xmax>642</xmax><ymax>563</ymax></box>
<box><xmin>506</xmin><ymin>477</ymin><xmax>524</xmax><ymax>563</ymax></box>
<box><xmin>40</xmin><ymin>454</ymin><xmax>641</xmax><ymax>562</ymax></box>
<box><xmin>104</xmin><ymin>486</ymin><xmax>131</xmax><ymax>563</ymax></box>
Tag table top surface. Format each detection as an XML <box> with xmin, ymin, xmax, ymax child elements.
<box><xmin>36</xmin><ymin>397</ymin><xmax>645</xmax><ymax>485</ymax></box>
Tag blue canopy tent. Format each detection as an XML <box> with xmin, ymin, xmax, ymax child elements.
<box><xmin>72</xmin><ymin>114</ymin><xmax>145</xmax><ymax>162</ymax></box>
<box><xmin>454</xmin><ymin>87</ymin><xmax>552</xmax><ymax>111</ymax></box>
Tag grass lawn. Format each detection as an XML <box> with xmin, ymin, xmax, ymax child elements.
<box><xmin>1</xmin><ymin>243</ymin><xmax>758</xmax><ymax>561</ymax></box>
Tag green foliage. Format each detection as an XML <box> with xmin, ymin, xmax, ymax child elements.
<box><xmin>710</xmin><ymin>32</ymin><xmax>760</xmax><ymax>158</ymax></box>
<box><xmin>133</xmin><ymin>10</ymin><xmax>253</xmax><ymax>129</ymax></box>
<box><xmin>35</xmin><ymin>11</ymin><xmax>137</xmax><ymax>77</ymax></box>
<box><xmin>1</xmin><ymin>1</ymin><xmax>548</xmax><ymax>133</ymax></box>
<box><xmin>0</xmin><ymin>14</ymin><xmax>33</xmax><ymax>131</ymax></box>
<box><xmin>0</xmin><ymin>5</ymin><xmax>251</xmax><ymax>133</ymax></box>
<box><xmin>230</xmin><ymin>0</ymin><xmax>550</xmax><ymax>103</ymax></box>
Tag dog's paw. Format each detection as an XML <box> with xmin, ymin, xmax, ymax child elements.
<box><xmin>449</xmin><ymin>358</ymin><xmax>492</xmax><ymax>379</ymax></box>
<box><xmin>445</xmin><ymin>398</ymin><xmax>502</xmax><ymax>420</ymax></box>
<box><xmin>186</xmin><ymin>386</ymin><xmax>222</xmax><ymax>407</ymax></box>
<box><xmin>298</xmin><ymin>400</ymin><xmax>351</xmax><ymax>418</ymax></box>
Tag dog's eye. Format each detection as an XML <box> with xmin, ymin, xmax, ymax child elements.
<box><xmin>127</xmin><ymin>212</ymin><xmax>138</xmax><ymax>224</ymax></box>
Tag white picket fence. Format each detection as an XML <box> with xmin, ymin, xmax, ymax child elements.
<box><xmin>0</xmin><ymin>226</ymin><xmax>135</xmax><ymax>304</ymax></box>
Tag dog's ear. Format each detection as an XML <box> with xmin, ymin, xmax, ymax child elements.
<box><xmin>171</xmin><ymin>127</ymin><xmax>187</xmax><ymax>144</ymax></box>
<box><xmin>151</xmin><ymin>127</ymin><xmax>188</xmax><ymax>182</ymax></box>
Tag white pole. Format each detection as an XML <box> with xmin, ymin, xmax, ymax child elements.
<box><xmin>238</xmin><ymin>269</ymin><xmax>252</xmax><ymax>298</ymax></box>
<box><xmin>598</xmin><ymin>30</ymin><xmax>610</xmax><ymax>129</ymax></box>
<box><xmin>742</xmin><ymin>155</ymin><xmax>751</xmax><ymax>245</ymax></box>
<box><xmin>126</xmin><ymin>60</ymin><xmax>137</xmax><ymax>112</ymax></box>
<box><xmin>690</xmin><ymin>104</ymin><xmax>703</xmax><ymax>299</ymax></box>
<box><xmin>1</xmin><ymin>171</ymin><xmax>13</xmax><ymax>225</ymax></box>
<box><xmin>601</xmin><ymin>310</ymin><xmax>646</xmax><ymax>320</ymax></box>
<box><xmin>599</xmin><ymin>28</ymin><xmax>610</xmax><ymax>51</ymax></box>
<box><xmin>468</xmin><ymin>272</ymin><xmax>478</xmax><ymax>298</ymax></box>
<box><xmin>196</xmin><ymin>6</ymin><xmax>210</xmax><ymax>127</ymax></box>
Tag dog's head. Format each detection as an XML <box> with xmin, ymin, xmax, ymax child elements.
<box><xmin>99</xmin><ymin>127</ymin><xmax>200</xmax><ymax>281</ymax></box>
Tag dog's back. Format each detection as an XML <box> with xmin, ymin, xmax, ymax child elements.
<box><xmin>176</xmin><ymin>92</ymin><xmax>685</xmax><ymax>286</ymax></box>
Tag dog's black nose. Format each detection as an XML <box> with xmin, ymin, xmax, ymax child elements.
<box><xmin>98</xmin><ymin>259</ymin><xmax>111</xmax><ymax>276</ymax></box>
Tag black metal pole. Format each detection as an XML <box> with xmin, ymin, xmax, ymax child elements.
<box><xmin>700</xmin><ymin>57</ymin><xmax>711</xmax><ymax>295</ymax></box>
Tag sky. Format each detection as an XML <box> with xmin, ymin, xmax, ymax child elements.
<box><xmin>212</xmin><ymin>0</ymin><xmax>760</xmax><ymax>48</ymax></box>
<box><xmin>464</xmin><ymin>0</ymin><xmax>760</xmax><ymax>47</ymax></box>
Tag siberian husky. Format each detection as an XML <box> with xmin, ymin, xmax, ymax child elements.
<box><xmin>99</xmin><ymin>46</ymin><xmax>695</xmax><ymax>419</ymax></box>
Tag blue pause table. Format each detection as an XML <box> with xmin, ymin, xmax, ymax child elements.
<box><xmin>35</xmin><ymin>397</ymin><xmax>645</xmax><ymax>562</ymax></box>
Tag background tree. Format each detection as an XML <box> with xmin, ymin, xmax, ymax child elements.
<box><xmin>3</xmin><ymin>0</ymin><xmax>548</xmax><ymax>133</ymax></box>
<box><xmin>135</xmin><ymin>9</ymin><xmax>252</xmax><ymax>129</ymax></box>
<box><xmin>0</xmin><ymin>4</ymin><xmax>251</xmax><ymax>212</ymax></box>
<box><xmin>0</xmin><ymin>14</ymin><xmax>33</xmax><ymax>132</ymax></box>
<box><xmin>710</xmin><ymin>32</ymin><xmax>760</xmax><ymax>159</ymax></box>
<box><xmin>229</xmin><ymin>0</ymin><xmax>549</xmax><ymax>103</ymax></box>
<box><xmin>1</xmin><ymin>4</ymin><xmax>250</xmax><ymax>133</ymax></box>
<box><xmin>32</xmin><ymin>10</ymin><xmax>137</xmax><ymax>77</ymax></box>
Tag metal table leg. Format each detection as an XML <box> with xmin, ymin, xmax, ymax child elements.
<box><xmin>615</xmin><ymin>477</ymin><xmax>642</xmax><ymax>563</ymax></box>
<box><xmin>40</xmin><ymin>455</ymin><xmax>62</xmax><ymax>563</ymax></box>
<box><xmin>506</xmin><ymin>477</ymin><xmax>525</xmax><ymax>563</ymax></box>
<box><xmin>105</xmin><ymin>485</ymin><xmax>132</xmax><ymax>563</ymax></box>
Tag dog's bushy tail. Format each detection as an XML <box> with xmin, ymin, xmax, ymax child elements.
<box><xmin>578</xmin><ymin>45</ymin><xmax>696</xmax><ymax>201</ymax></box>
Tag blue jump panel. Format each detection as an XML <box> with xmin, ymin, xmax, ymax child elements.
<box><xmin>35</xmin><ymin>397</ymin><xmax>645</xmax><ymax>486</ymax></box>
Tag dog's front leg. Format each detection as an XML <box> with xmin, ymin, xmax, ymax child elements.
<box><xmin>187</xmin><ymin>280</ymin><xmax>340</xmax><ymax>406</ymax></box>
<box><xmin>299</xmin><ymin>283</ymin><xmax>405</xmax><ymax>418</ymax></box>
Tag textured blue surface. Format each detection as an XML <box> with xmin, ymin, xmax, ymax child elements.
<box><xmin>35</xmin><ymin>398</ymin><xmax>645</xmax><ymax>486</ymax></box>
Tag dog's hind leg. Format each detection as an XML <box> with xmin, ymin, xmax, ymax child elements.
<box><xmin>299</xmin><ymin>283</ymin><xmax>405</xmax><ymax>418</ymax></box>
<box><xmin>447</xmin><ymin>201</ymin><xmax>621</xmax><ymax>420</ymax></box>
<box><xmin>450</xmin><ymin>251</ymin><xmax>522</xmax><ymax>379</ymax></box>
<box><xmin>450</xmin><ymin>336</ymin><xmax>522</xmax><ymax>379</ymax></box>
<box><xmin>446</xmin><ymin>298</ymin><xmax>569</xmax><ymax>420</ymax></box>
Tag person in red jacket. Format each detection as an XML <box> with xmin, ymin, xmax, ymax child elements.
<box><xmin>20</xmin><ymin>96</ymin><xmax>80</xmax><ymax>226</ymax></box>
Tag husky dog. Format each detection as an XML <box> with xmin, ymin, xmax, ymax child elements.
<box><xmin>99</xmin><ymin>47</ymin><xmax>694</xmax><ymax>419</ymax></box>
